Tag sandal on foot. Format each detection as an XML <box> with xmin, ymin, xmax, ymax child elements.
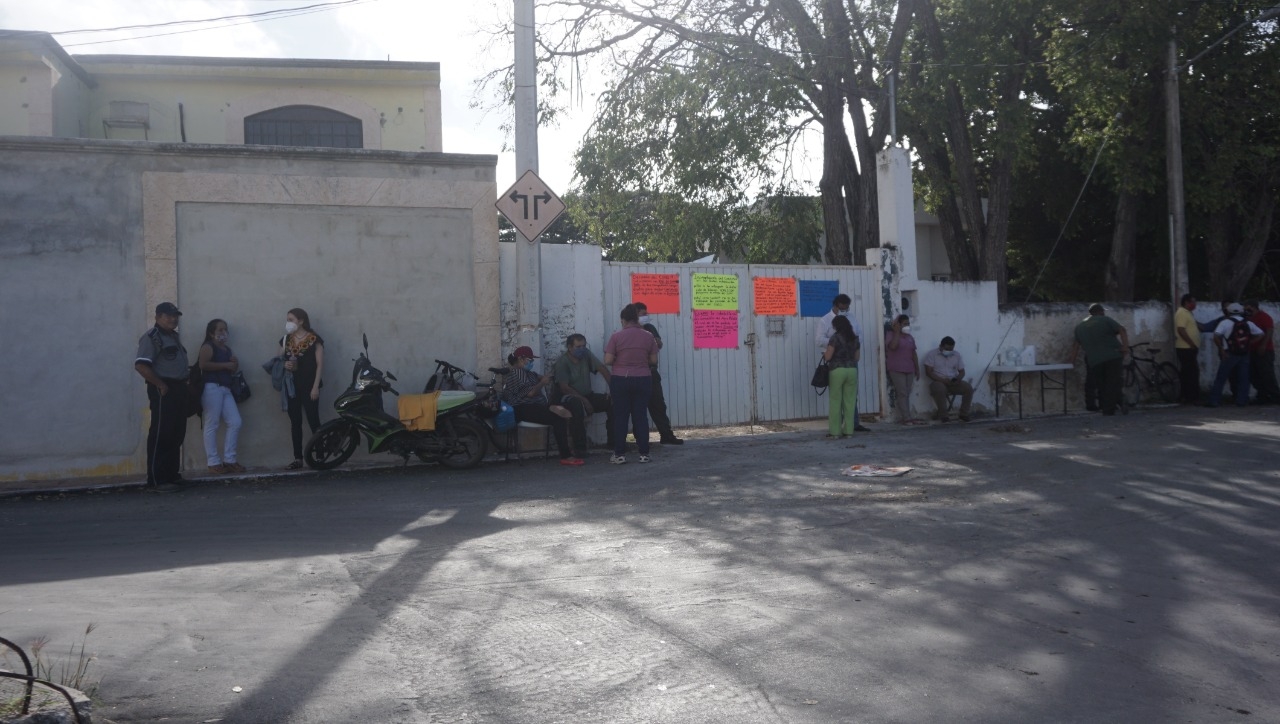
<box><xmin>286</xmin><ymin>460</ymin><xmax>304</xmax><ymax>470</ymax></box>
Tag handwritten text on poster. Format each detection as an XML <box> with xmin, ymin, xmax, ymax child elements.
<box><xmin>691</xmin><ymin>273</ymin><xmax>738</xmax><ymax>310</ymax></box>
<box><xmin>753</xmin><ymin>276</ymin><xmax>797</xmax><ymax>315</ymax></box>
<box><xmin>692</xmin><ymin>310</ymin><xmax>738</xmax><ymax>349</ymax></box>
<box><xmin>630</xmin><ymin>273</ymin><xmax>680</xmax><ymax>314</ymax></box>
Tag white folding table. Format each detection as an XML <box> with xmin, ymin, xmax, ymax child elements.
<box><xmin>989</xmin><ymin>363</ymin><xmax>1075</xmax><ymax>419</ymax></box>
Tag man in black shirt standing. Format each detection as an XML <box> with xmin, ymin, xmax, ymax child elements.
<box><xmin>134</xmin><ymin>302</ymin><xmax>190</xmax><ymax>492</ymax></box>
<box><xmin>632</xmin><ymin>302</ymin><xmax>683</xmax><ymax>445</ymax></box>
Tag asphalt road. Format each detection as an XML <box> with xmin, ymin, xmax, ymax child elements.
<box><xmin>2</xmin><ymin>406</ymin><xmax>1278</xmax><ymax>723</ymax></box>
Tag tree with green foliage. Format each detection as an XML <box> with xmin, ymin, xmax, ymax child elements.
<box><xmin>1048</xmin><ymin>1</ymin><xmax>1280</xmax><ymax>302</ymax></box>
<box><xmin>478</xmin><ymin>0</ymin><xmax>916</xmax><ymax>266</ymax></box>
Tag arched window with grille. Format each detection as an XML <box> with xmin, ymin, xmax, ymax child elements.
<box><xmin>243</xmin><ymin>105</ymin><xmax>363</xmax><ymax>148</ymax></box>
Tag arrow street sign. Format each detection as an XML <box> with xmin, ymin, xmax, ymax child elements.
<box><xmin>496</xmin><ymin>169</ymin><xmax>566</xmax><ymax>242</ymax></box>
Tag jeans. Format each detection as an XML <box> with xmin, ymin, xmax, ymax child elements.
<box><xmin>146</xmin><ymin>379</ymin><xmax>188</xmax><ymax>485</ymax></box>
<box><xmin>828</xmin><ymin>366</ymin><xmax>859</xmax><ymax>435</ymax></box>
<box><xmin>201</xmin><ymin>383</ymin><xmax>242</xmax><ymax>465</ymax></box>
<box><xmin>1210</xmin><ymin>354</ymin><xmax>1251</xmax><ymax>406</ymax></box>
<box><xmin>610</xmin><ymin>375</ymin><xmax>652</xmax><ymax>456</ymax></box>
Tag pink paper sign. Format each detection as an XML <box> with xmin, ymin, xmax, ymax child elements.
<box><xmin>693</xmin><ymin>310</ymin><xmax>738</xmax><ymax>349</ymax></box>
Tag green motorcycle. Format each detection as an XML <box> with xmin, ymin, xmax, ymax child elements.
<box><xmin>303</xmin><ymin>336</ymin><xmax>488</xmax><ymax>470</ymax></box>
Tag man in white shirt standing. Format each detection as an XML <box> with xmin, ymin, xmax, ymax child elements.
<box><xmin>1208</xmin><ymin>302</ymin><xmax>1264</xmax><ymax>407</ymax></box>
<box><xmin>815</xmin><ymin>294</ymin><xmax>870</xmax><ymax>432</ymax></box>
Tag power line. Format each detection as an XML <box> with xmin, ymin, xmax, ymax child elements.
<box><xmin>0</xmin><ymin>0</ymin><xmax>377</xmax><ymax>48</ymax></box>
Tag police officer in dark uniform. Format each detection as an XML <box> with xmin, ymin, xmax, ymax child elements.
<box><xmin>134</xmin><ymin>302</ymin><xmax>190</xmax><ymax>492</ymax></box>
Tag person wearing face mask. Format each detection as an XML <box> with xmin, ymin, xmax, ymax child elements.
<box><xmin>501</xmin><ymin>346</ymin><xmax>582</xmax><ymax>466</ymax></box>
<box><xmin>886</xmin><ymin>314</ymin><xmax>923</xmax><ymax>424</ymax></box>
<box><xmin>278</xmin><ymin>308</ymin><xmax>325</xmax><ymax>469</ymax></box>
<box><xmin>198</xmin><ymin>319</ymin><xmax>244</xmax><ymax>474</ymax></box>
<box><xmin>606</xmin><ymin>305</ymin><xmax>660</xmax><ymax>463</ymax></box>
<box><xmin>553</xmin><ymin>334</ymin><xmax>613</xmax><ymax>455</ymax></box>
<box><xmin>922</xmin><ymin>336</ymin><xmax>973</xmax><ymax>422</ymax></box>
<box><xmin>632</xmin><ymin>302</ymin><xmax>683</xmax><ymax>445</ymax></box>
<box><xmin>815</xmin><ymin>293</ymin><xmax>870</xmax><ymax>432</ymax></box>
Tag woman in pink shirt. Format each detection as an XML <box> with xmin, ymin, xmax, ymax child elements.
<box><xmin>886</xmin><ymin>314</ymin><xmax>923</xmax><ymax>424</ymax></box>
<box><xmin>604</xmin><ymin>304</ymin><xmax>659</xmax><ymax>464</ymax></box>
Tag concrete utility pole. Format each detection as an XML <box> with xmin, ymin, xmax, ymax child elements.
<box><xmin>1165</xmin><ymin>35</ymin><xmax>1188</xmax><ymax>308</ymax></box>
<box><xmin>514</xmin><ymin>0</ymin><xmax>542</xmax><ymax>357</ymax></box>
<box><xmin>1165</xmin><ymin>5</ymin><xmax>1280</xmax><ymax>308</ymax></box>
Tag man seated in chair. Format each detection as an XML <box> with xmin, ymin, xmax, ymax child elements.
<box><xmin>554</xmin><ymin>333</ymin><xmax>613</xmax><ymax>455</ymax></box>
<box><xmin>922</xmin><ymin>336</ymin><xmax>974</xmax><ymax>422</ymax></box>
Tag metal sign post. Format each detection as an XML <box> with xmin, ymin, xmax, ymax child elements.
<box><xmin>497</xmin><ymin>170</ymin><xmax>566</xmax><ymax>242</ymax></box>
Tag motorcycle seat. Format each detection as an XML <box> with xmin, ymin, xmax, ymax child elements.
<box><xmin>437</xmin><ymin>390</ymin><xmax>476</xmax><ymax>412</ymax></box>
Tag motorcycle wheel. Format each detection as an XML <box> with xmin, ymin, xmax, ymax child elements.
<box><xmin>435</xmin><ymin>417</ymin><xmax>488</xmax><ymax>469</ymax></box>
<box><xmin>304</xmin><ymin>421</ymin><xmax>360</xmax><ymax>470</ymax></box>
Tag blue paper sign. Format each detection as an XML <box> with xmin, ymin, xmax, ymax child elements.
<box><xmin>799</xmin><ymin>279</ymin><xmax>840</xmax><ymax>317</ymax></box>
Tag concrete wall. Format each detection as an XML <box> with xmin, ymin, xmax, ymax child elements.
<box><xmin>72</xmin><ymin>57</ymin><xmax>442</xmax><ymax>152</ymax></box>
<box><xmin>0</xmin><ymin>136</ymin><xmax>496</xmax><ymax>482</ymax></box>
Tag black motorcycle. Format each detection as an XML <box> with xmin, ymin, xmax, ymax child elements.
<box><xmin>303</xmin><ymin>336</ymin><xmax>488</xmax><ymax>470</ymax></box>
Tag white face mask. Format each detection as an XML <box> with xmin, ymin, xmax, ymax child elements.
<box><xmin>285</xmin><ymin>321</ymin><xmax>299</xmax><ymax>334</ymax></box>
<box><xmin>901</xmin><ymin>326</ymin><xmax>912</xmax><ymax>334</ymax></box>
<box><xmin>836</xmin><ymin>309</ymin><xmax>849</xmax><ymax>317</ymax></box>
<box><xmin>215</xmin><ymin>332</ymin><xmax>228</xmax><ymax>343</ymax></box>
<box><xmin>638</xmin><ymin>315</ymin><xmax>651</xmax><ymax>325</ymax></box>
<box><xmin>941</xmin><ymin>349</ymin><xmax>955</xmax><ymax>357</ymax></box>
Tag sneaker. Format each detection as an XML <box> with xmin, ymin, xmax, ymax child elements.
<box><xmin>638</xmin><ymin>454</ymin><xmax>651</xmax><ymax>463</ymax></box>
<box><xmin>149</xmin><ymin>482</ymin><xmax>181</xmax><ymax>494</ymax></box>
<box><xmin>208</xmin><ymin>463</ymin><xmax>229</xmax><ymax>474</ymax></box>
<box><xmin>227</xmin><ymin>462</ymin><xmax>246</xmax><ymax>473</ymax></box>
<box><xmin>958</xmin><ymin>415</ymin><xmax>971</xmax><ymax>422</ymax></box>
<box><xmin>560</xmin><ymin>457</ymin><xmax>585</xmax><ymax>466</ymax></box>
<box><xmin>659</xmin><ymin>437</ymin><xmax>684</xmax><ymax>445</ymax></box>
<box><xmin>610</xmin><ymin>454</ymin><xmax>627</xmax><ymax>465</ymax></box>
<box><xmin>854</xmin><ymin>425</ymin><xmax>871</xmax><ymax>432</ymax></box>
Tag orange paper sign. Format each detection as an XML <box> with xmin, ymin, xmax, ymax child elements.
<box><xmin>630</xmin><ymin>273</ymin><xmax>680</xmax><ymax>314</ymax></box>
<box><xmin>753</xmin><ymin>276</ymin><xmax>797</xmax><ymax>315</ymax></box>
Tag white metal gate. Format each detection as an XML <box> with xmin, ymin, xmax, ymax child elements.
<box><xmin>602</xmin><ymin>263</ymin><xmax>882</xmax><ymax>428</ymax></box>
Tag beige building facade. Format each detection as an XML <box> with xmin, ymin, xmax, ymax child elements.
<box><xmin>0</xmin><ymin>30</ymin><xmax>442</xmax><ymax>151</ymax></box>
<box><xmin>0</xmin><ymin>32</ymin><xmax>496</xmax><ymax>483</ymax></box>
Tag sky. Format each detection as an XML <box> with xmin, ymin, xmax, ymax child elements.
<box><xmin>0</xmin><ymin>0</ymin><xmax>603</xmax><ymax>194</ymax></box>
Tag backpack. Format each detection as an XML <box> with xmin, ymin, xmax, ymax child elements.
<box><xmin>1226</xmin><ymin>317</ymin><xmax>1253</xmax><ymax>355</ymax></box>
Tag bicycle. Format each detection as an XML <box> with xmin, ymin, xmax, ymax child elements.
<box><xmin>1121</xmin><ymin>342</ymin><xmax>1179</xmax><ymax>408</ymax></box>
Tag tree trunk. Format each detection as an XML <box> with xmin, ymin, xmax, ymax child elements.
<box><xmin>1203</xmin><ymin>167</ymin><xmax>1278</xmax><ymax>300</ymax></box>
<box><xmin>913</xmin><ymin>129</ymin><xmax>979</xmax><ymax>280</ymax></box>
<box><xmin>1105</xmin><ymin>189</ymin><xmax>1139</xmax><ymax>301</ymax></box>
<box><xmin>819</xmin><ymin>78</ymin><xmax>853</xmax><ymax>265</ymax></box>
<box><xmin>1203</xmin><ymin>210</ymin><xmax>1233</xmax><ymax>300</ymax></box>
